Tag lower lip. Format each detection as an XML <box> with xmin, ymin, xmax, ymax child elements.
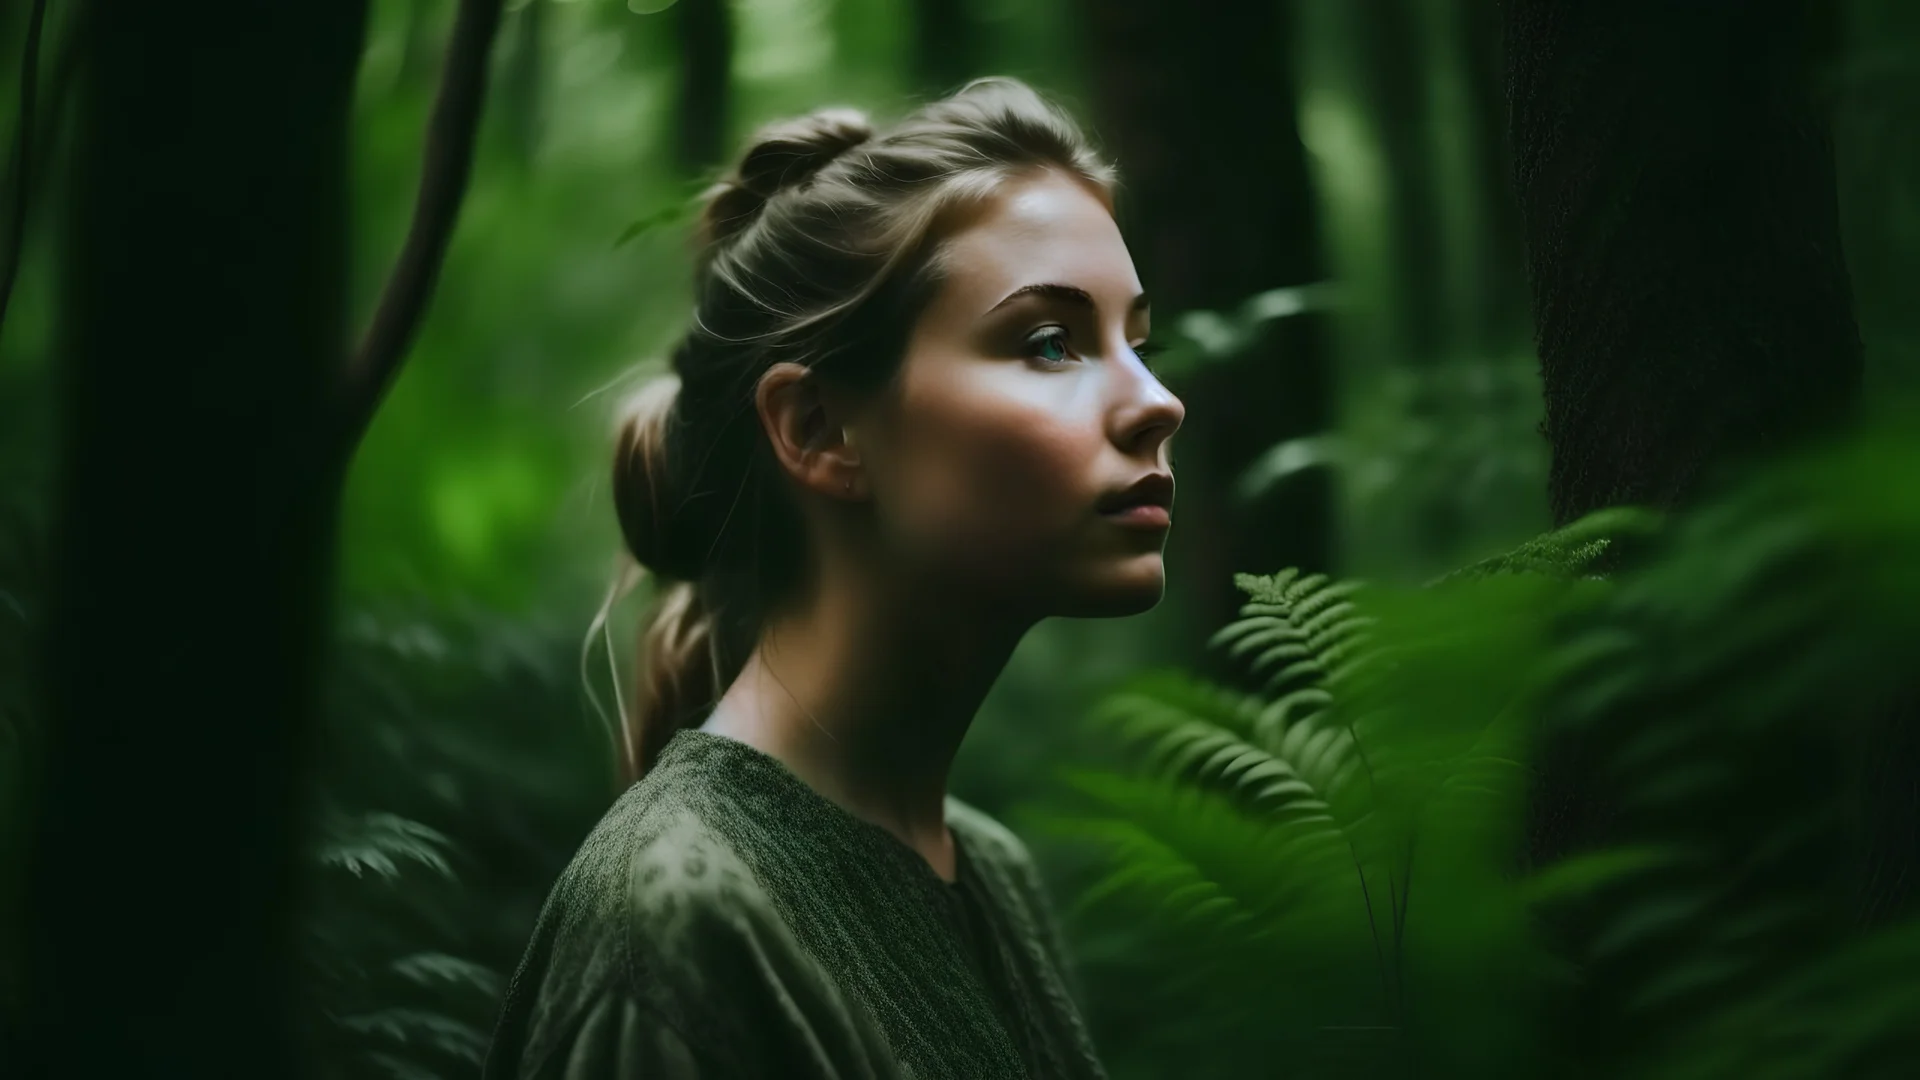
<box><xmin>1103</xmin><ymin>504</ymin><xmax>1172</xmax><ymax>530</ymax></box>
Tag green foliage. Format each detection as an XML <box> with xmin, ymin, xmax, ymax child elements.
<box><xmin>1028</xmin><ymin>411</ymin><xmax>1920</xmax><ymax>1079</ymax></box>
<box><xmin>1432</xmin><ymin>504</ymin><xmax>1661</xmax><ymax>585</ymax></box>
<box><xmin>316</xmin><ymin>811</ymin><xmax>459</xmax><ymax>882</ymax></box>
<box><xmin>1027</xmin><ymin>561</ymin><xmax>1567</xmax><ymax>1076</ymax></box>
<box><xmin>1147</xmin><ymin>283</ymin><xmax>1339</xmax><ymax>385</ymax></box>
<box><xmin>299</xmin><ymin>604</ymin><xmax>611</xmax><ymax>1079</ymax></box>
<box><xmin>1247</xmin><ymin>355</ymin><xmax>1553</xmax><ymax>583</ymax></box>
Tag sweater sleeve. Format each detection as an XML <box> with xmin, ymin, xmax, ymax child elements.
<box><xmin>539</xmin><ymin>991</ymin><xmax>713</xmax><ymax>1078</ymax></box>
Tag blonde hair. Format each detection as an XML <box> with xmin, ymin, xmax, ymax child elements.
<box><xmin>605</xmin><ymin>77</ymin><xmax>1116</xmax><ymax>782</ymax></box>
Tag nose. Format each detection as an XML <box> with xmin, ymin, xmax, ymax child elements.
<box><xmin>1108</xmin><ymin>349</ymin><xmax>1185</xmax><ymax>460</ymax></box>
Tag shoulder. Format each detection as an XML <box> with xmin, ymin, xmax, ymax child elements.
<box><xmin>621</xmin><ymin>809</ymin><xmax>788</xmax><ymax>987</ymax></box>
<box><xmin>489</xmin><ymin>788</ymin><xmax>744</xmax><ymax>1076</ymax></box>
<box><xmin>620</xmin><ymin>809</ymin><xmax>914</xmax><ymax>1078</ymax></box>
<box><xmin>945</xmin><ymin>794</ymin><xmax>1039</xmax><ymax>877</ymax></box>
<box><xmin>496</xmin><ymin>783</ymin><xmax>906</xmax><ymax>1079</ymax></box>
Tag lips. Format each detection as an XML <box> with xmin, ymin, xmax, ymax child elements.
<box><xmin>1098</xmin><ymin>472</ymin><xmax>1175</xmax><ymax>529</ymax></box>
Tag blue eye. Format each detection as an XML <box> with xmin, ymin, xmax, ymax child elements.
<box><xmin>1028</xmin><ymin>327</ymin><xmax>1072</xmax><ymax>365</ymax></box>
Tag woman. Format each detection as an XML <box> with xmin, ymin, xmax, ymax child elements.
<box><xmin>485</xmin><ymin>77</ymin><xmax>1183</xmax><ymax>1080</ymax></box>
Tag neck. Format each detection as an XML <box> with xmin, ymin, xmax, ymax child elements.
<box><xmin>702</xmin><ymin>557</ymin><xmax>1032</xmax><ymax>860</ymax></box>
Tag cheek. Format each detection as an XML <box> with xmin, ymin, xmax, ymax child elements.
<box><xmin>879</xmin><ymin>376</ymin><xmax>1098</xmax><ymax>573</ymax></box>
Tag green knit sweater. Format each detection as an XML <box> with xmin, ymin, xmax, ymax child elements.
<box><xmin>483</xmin><ymin>727</ymin><xmax>1109</xmax><ymax>1079</ymax></box>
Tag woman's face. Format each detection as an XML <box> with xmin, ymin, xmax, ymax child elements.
<box><xmin>859</xmin><ymin>167</ymin><xmax>1185</xmax><ymax>618</ymax></box>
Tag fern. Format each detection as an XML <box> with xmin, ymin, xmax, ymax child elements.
<box><xmin>1523</xmin><ymin>425</ymin><xmax>1920</xmax><ymax>1073</ymax></box>
<box><xmin>391</xmin><ymin>952</ymin><xmax>503</xmax><ymax>1000</ymax></box>
<box><xmin>301</xmin><ymin>605</ymin><xmax>609</xmax><ymax>1080</ymax></box>
<box><xmin>335</xmin><ymin>1007</ymin><xmax>491</xmax><ymax>1064</ymax></box>
<box><xmin>1030</xmin><ymin>493</ymin><xmax>1792</xmax><ymax>1077</ymax></box>
<box><xmin>315</xmin><ymin>811</ymin><xmax>457</xmax><ymax>883</ymax></box>
<box><xmin>1032</xmin><ymin>560</ymin><xmax>1550</xmax><ymax>1073</ymax></box>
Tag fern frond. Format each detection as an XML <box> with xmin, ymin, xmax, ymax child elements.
<box><xmin>315</xmin><ymin>812</ymin><xmax>457</xmax><ymax>883</ymax></box>
<box><xmin>1092</xmin><ymin>674</ymin><xmax>1342</xmax><ymax>823</ymax></box>
<box><xmin>1045</xmin><ymin>769</ymin><xmax>1361</xmax><ymax>935</ymax></box>
<box><xmin>364</xmin><ymin>1051</ymin><xmax>445</xmax><ymax>1080</ymax></box>
<box><xmin>1093</xmin><ymin>670</ymin><xmax>1266</xmax><ymax>747</ymax></box>
<box><xmin>336</xmin><ymin>1008</ymin><xmax>489</xmax><ymax>1064</ymax></box>
<box><xmin>390</xmin><ymin>952</ymin><xmax>502</xmax><ymax>999</ymax></box>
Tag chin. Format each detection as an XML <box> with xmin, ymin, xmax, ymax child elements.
<box><xmin>1056</xmin><ymin>555</ymin><xmax>1167</xmax><ymax>618</ymax></box>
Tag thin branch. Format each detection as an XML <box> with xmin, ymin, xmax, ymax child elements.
<box><xmin>339</xmin><ymin>0</ymin><xmax>506</xmax><ymax>453</ymax></box>
<box><xmin>0</xmin><ymin>0</ymin><xmax>50</xmax><ymax>338</ymax></box>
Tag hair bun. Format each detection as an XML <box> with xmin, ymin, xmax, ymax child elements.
<box><xmin>612</xmin><ymin>373</ymin><xmax>710</xmax><ymax>582</ymax></box>
<box><xmin>701</xmin><ymin>107</ymin><xmax>873</xmax><ymax>246</ymax></box>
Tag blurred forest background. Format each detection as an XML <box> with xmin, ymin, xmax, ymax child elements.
<box><xmin>3</xmin><ymin>0</ymin><xmax>1920</xmax><ymax>1077</ymax></box>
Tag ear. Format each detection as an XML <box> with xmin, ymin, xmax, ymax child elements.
<box><xmin>755</xmin><ymin>362</ymin><xmax>864</xmax><ymax>500</ymax></box>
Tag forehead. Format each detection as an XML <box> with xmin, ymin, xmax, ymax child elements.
<box><xmin>931</xmin><ymin>169</ymin><xmax>1141</xmax><ymax>314</ymax></box>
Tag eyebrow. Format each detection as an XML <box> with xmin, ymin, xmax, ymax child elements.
<box><xmin>986</xmin><ymin>282</ymin><xmax>1151</xmax><ymax>316</ymax></box>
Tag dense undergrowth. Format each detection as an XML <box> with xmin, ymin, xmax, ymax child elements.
<box><xmin>1025</xmin><ymin>410</ymin><xmax>1920</xmax><ymax>1079</ymax></box>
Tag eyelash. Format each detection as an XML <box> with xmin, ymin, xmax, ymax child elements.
<box><xmin>1025</xmin><ymin>326</ymin><xmax>1164</xmax><ymax>374</ymax></box>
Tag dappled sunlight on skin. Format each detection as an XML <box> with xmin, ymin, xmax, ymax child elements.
<box><xmin>856</xmin><ymin>168</ymin><xmax>1184</xmax><ymax>621</ymax></box>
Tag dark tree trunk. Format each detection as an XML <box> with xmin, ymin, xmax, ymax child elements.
<box><xmin>1505</xmin><ymin>0</ymin><xmax>1863</xmax><ymax>531</ymax></box>
<box><xmin>1080</xmin><ymin>0</ymin><xmax>1333</xmax><ymax>655</ymax></box>
<box><xmin>912</xmin><ymin>0</ymin><xmax>976</xmax><ymax>98</ymax></box>
<box><xmin>21</xmin><ymin>2</ymin><xmax>369</xmax><ymax>1074</ymax></box>
<box><xmin>1833</xmin><ymin>0</ymin><xmax>1920</xmax><ymax>398</ymax></box>
<box><xmin>672</xmin><ymin>0</ymin><xmax>733</xmax><ymax>176</ymax></box>
<box><xmin>1503</xmin><ymin>1</ymin><xmax>1913</xmax><ymax>925</ymax></box>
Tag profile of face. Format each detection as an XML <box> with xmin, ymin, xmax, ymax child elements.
<box><xmin>853</xmin><ymin>167</ymin><xmax>1185</xmax><ymax>619</ymax></box>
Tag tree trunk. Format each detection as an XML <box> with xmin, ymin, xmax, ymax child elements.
<box><xmin>21</xmin><ymin>2</ymin><xmax>368</xmax><ymax>1074</ymax></box>
<box><xmin>1504</xmin><ymin>1</ymin><xmax>1898</xmax><ymax>918</ymax></box>
<box><xmin>672</xmin><ymin>0</ymin><xmax>733</xmax><ymax>176</ymax></box>
<box><xmin>1506</xmin><ymin>0</ymin><xmax>1863</xmax><ymax>531</ymax></box>
<box><xmin>912</xmin><ymin>0</ymin><xmax>976</xmax><ymax>98</ymax></box>
<box><xmin>1834</xmin><ymin>0</ymin><xmax>1920</xmax><ymax>398</ymax></box>
<box><xmin>1079</xmin><ymin>0</ymin><xmax>1333</xmax><ymax>657</ymax></box>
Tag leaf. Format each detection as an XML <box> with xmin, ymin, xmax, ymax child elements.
<box><xmin>1148</xmin><ymin>282</ymin><xmax>1337</xmax><ymax>381</ymax></box>
<box><xmin>337</xmin><ymin>1008</ymin><xmax>489</xmax><ymax>1063</ymax></box>
<box><xmin>1523</xmin><ymin>846</ymin><xmax>1695</xmax><ymax>908</ymax></box>
<box><xmin>610</xmin><ymin>177</ymin><xmax>711</xmax><ymax>250</ymax></box>
<box><xmin>315</xmin><ymin>811</ymin><xmax>457</xmax><ymax>882</ymax></box>
<box><xmin>391</xmin><ymin>952</ymin><xmax>501</xmax><ymax>998</ymax></box>
<box><xmin>1235</xmin><ymin>434</ymin><xmax>1345</xmax><ymax>502</ymax></box>
<box><xmin>611</xmin><ymin>205</ymin><xmax>689</xmax><ymax>250</ymax></box>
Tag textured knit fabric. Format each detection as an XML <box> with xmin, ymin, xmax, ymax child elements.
<box><xmin>483</xmin><ymin>727</ymin><xmax>1108</xmax><ymax>1080</ymax></box>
